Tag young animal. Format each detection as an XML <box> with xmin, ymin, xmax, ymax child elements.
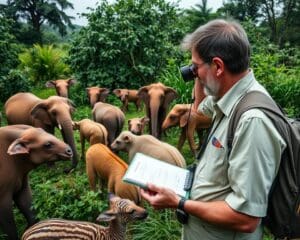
<box><xmin>137</xmin><ymin>82</ymin><xmax>178</xmax><ymax>139</ymax></box>
<box><xmin>111</xmin><ymin>131</ymin><xmax>186</xmax><ymax>168</ymax></box>
<box><xmin>85</xmin><ymin>144</ymin><xmax>141</xmax><ymax>204</ymax></box>
<box><xmin>73</xmin><ymin>119</ymin><xmax>108</xmax><ymax>160</ymax></box>
<box><xmin>128</xmin><ymin>116</ymin><xmax>149</xmax><ymax>135</ymax></box>
<box><xmin>22</xmin><ymin>194</ymin><xmax>148</xmax><ymax>240</ymax></box>
<box><xmin>5</xmin><ymin>93</ymin><xmax>78</xmax><ymax>172</ymax></box>
<box><xmin>92</xmin><ymin>102</ymin><xmax>125</xmax><ymax>145</ymax></box>
<box><xmin>113</xmin><ymin>89</ymin><xmax>141</xmax><ymax>112</ymax></box>
<box><xmin>162</xmin><ymin>104</ymin><xmax>212</xmax><ymax>156</ymax></box>
<box><xmin>86</xmin><ymin>87</ymin><xmax>110</xmax><ymax>107</ymax></box>
<box><xmin>45</xmin><ymin>78</ymin><xmax>77</xmax><ymax>98</ymax></box>
<box><xmin>0</xmin><ymin>125</ymin><xmax>73</xmax><ymax>240</ymax></box>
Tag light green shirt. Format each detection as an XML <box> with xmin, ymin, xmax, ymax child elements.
<box><xmin>183</xmin><ymin>70</ymin><xmax>286</xmax><ymax>240</ymax></box>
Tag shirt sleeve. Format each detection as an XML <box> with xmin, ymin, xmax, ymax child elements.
<box><xmin>198</xmin><ymin>96</ymin><xmax>215</xmax><ymax>118</ymax></box>
<box><xmin>225</xmin><ymin>109</ymin><xmax>285</xmax><ymax>217</ymax></box>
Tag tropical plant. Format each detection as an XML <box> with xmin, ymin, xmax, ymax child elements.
<box><xmin>18</xmin><ymin>44</ymin><xmax>71</xmax><ymax>86</ymax></box>
<box><xmin>218</xmin><ymin>0</ymin><xmax>300</xmax><ymax>47</ymax></box>
<box><xmin>183</xmin><ymin>0</ymin><xmax>217</xmax><ymax>32</ymax></box>
<box><xmin>67</xmin><ymin>0</ymin><xmax>186</xmax><ymax>90</ymax></box>
<box><xmin>0</xmin><ymin>0</ymin><xmax>74</xmax><ymax>44</ymax></box>
<box><xmin>0</xmin><ymin>14</ymin><xmax>20</xmax><ymax>78</ymax></box>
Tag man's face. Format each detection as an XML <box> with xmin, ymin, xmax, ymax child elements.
<box><xmin>191</xmin><ymin>50</ymin><xmax>220</xmax><ymax>97</ymax></box>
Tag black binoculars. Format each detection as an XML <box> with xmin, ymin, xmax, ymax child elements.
<box><xmin>180</xmin><ymin>64</ymin><xmax>196</xmax><ymax>82</ymax></box>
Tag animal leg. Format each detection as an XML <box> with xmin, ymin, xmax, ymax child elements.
<box><xmin>14</xmin><ymin>180</ymin><xmax>37</xmax><ymax>228</ymax></box>
<box><xmin>80</xmin><ymin>133</ymin><xmax>85</xmax><ymax>161</ymax></box>
<box><xmin>187</xmin><ymin>126</ymin><xmax>197</xmax><ymax>156</ymax></box>
<box><xmin>86</xmin><ymin>162</ymin><xmax>98</xmax><ymax>192</ymax></box>
<box><xmin>0</xmin><ymin>196</ymin><xmax>18</xmax><ymax>240</ymax></box>
<box><xmin>177</xmin><ymin>128</ymin><xmax>187</xmax><ymax>151</ymax></box>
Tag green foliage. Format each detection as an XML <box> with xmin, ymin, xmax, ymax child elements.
<box><xmin>18</xmin><ymin>44</ymin><xmax>71</xmax><ymax>86</ymax></box>
<box><xmin>1</xmin><ymin>0</ymin><xmax>74</xmax><ymax>44</ymax></box>
<box><xmin>130</xmin><ymin>205</ymin><xmax>181</xmax><ymax>240</ymax></box>
<box><xmin>30</xmin><ymin>162</ymin><xmax>107</xmax><ymax>222</ymax></box>
<box><xmin>159</xmin><ymin>57</ymin><xmax>194</xmax><ymax>105</ymax></box>
<box><xmin>251</xmin><ymin>46</ymin><xmax>300</xmax><ymax>117</ymax></box>
<box><xmin>183</xmin><ymin>0</ymin><xmax>218</xmax><ymax>33</ymax></box>
<box><xmin>67</xmin><ymin>0</ymin><xmax>185</xmax><ymax>90</ymax></box>
<box><xmin>0</xmin><ymin>69</ymin><xmax>31</xmax><ymax>102</ymax></box>
<box><xmin>0</xmin><ymin>15</ymin><xmax>20</xmax><ymax>77</ymax></box>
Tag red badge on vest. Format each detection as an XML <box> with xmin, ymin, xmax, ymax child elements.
<box><xmin>212</xmin><ymin>136</ymin><xmax>224</xmax><ymax>149</ymax></box>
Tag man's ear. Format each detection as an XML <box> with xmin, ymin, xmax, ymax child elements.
<box><xmin>211</xmin><ymin>57</ymin><xmax>224</xmax><ymax>77</ymax></box>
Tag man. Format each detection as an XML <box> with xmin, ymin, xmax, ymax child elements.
<box><xmin>141</xmin><ymin>19</ymin><xmax>286</xmax><ymax>239</ymax></box>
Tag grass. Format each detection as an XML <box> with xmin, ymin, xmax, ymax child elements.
<box><xmin>0</xmin><ymin>89</ymin><xmax>273</xmax><ymax>239</ymax></box>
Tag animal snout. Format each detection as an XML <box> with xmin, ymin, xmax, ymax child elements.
<box><xmin>65</xmin><ymin>146</ymin><xmax>73</xmax><ymax>157</ymax></box>
<box><xmin>137</xmin><ymin>210</ymin><xmax>148</xmax><ymax>220</ymax></box>
<box><xmin>131</xmin><ymin>130</ymin><xmax>141</xmax><ymax>135</ymax></box>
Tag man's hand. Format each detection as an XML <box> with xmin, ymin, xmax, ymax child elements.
<box><xmin>140</xmin><ymin>183</ymin><xmax>181</xmax><ymax>210</ymax></box>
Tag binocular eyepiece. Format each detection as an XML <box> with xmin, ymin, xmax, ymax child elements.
<box><xmin>180</xmin><ymin>64</ymin><xmax>196</xmax><ymax>82</ymax></box>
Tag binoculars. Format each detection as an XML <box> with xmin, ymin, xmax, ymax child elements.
<box><xmin>180</xmin><ymin>64</ymin><xmax>196</xmax><ymax>82</ymax></box>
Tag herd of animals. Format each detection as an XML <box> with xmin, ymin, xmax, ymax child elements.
<box><xmin>0</xmin><ymin>78</ymin><xmax>212</xmax><ymax>240</ymax></box>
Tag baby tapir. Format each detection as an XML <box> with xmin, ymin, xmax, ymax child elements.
<box><xmin>0</xmin><ymin>125</ymin><xmax>73</xmax><ymax>240</ymax></box>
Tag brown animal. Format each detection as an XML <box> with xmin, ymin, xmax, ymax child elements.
<box><xmin>85</xmin><ymin>144</ymin><xmax>141</xmax><ymax>204</ymax></box>
<box><xmin>111</xmin><ymin>131</ymin><xmax>186</xmax><ymax>168</ymax></box>
<box><xmin>0</xmin><ymin>125</ymin><xmax>72</xmax><ymax>240</ymax></box>
<box><xmin>86</xmin><ymin>87</ymin><xmax>110</xmax><ymax>108</ymax></box>
<box><xmin>92</xmin><ymin>102</ymin><xmax>125</xmax><ymax>145</ymax></box>
<box><xmin>45</xmin><ymin>78</ymin><xmax>77</xmax><ymax>98</ymax></box>
<box><xmin>22</xmin><ymin>194</ymin><xmax>147</xmax><ymax>240</ymax></box>
<box><xmin>73</xmin><ymin>119</ymin><xmax>108</xmax><ymax>160</ymax></box>
<box><xmin>113</xmin><ymin>89</ymin><xmax>141</xmax><ymax>112</ymax></box>
<box><xmin>138</xmin><ymin>82</ymin><xmax>177</xmax><ymax>139</ymax></box>
<box><xmin>162</xmin><ymin>104</ymin><xmax>212</xmax><ymax>156</ymax></box>
<box><xmin>128</xmin><ymin>116</ymin><xmax>149</xmax><ymax>135</ymax></box>
<box><xmin>5</xmin><ymin>92</ymin><xmax>78</xmax><ymax>172</ymax></box>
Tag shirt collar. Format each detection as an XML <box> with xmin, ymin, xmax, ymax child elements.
<box><xmin>214</xmin><ymin>69</ymin><xmax>256</xmax><ymax>117</ymax></box>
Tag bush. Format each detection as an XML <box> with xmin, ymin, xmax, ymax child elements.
<box><xmin>0</xmin><ymin>69</ymin><xmax>31</xmax><ymax>102</ymax></box>
<box><xmin>18</xmin><ymin>44</ymin><xmax>71</xmax><ymax>87</ymax></box>
<box><xmin>0</xmin><ymin>16</ymin><xmax>20</xmax><ymax>78</ymax></box>
<box><xmin>251</xmin><ymin>48</ymin><xmax>300</xmax><ymax>117</ymax></box>
<box><xmin>68</xmin><ymin>0</ymin><xmax>185</xmax><ymax>90</ymax></box>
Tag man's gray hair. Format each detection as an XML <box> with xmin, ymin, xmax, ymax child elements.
<box><xmin>181</xmin><ymin>19</ymin><xmax>250</xmax><ymax>74</ymax></box>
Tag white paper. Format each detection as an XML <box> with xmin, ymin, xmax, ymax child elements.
<box><xmin>123</xmin><ymin>152</ymin><xmax>189</xmax><ymax>197</ymax></box>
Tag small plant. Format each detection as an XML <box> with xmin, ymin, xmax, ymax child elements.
<box><xmin>130</xmin><ymin>204</ymin><xmax>181</xmax><ymax>240</ymax></box>
<box><xmin>0</xmin><ymin>69</ymin><xmax>31</xmax><ymax>102</ymax></box>
<box><xmin>18</xmin><ymin>44</ymin><xmax>71</xmax><ymax>87</ymax></box>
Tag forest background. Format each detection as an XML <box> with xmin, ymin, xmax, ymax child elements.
<box><xmin>0</xmin><ymin>0</ymin><xmax>299</xmax><ymax>239</ymax></box>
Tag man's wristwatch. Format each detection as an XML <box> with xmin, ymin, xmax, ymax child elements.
<box><xmin>177</xmin><ymin>197</ymin><xmax>186</xmax><ymax>211</ymax></box>
<box><xmin>176</xmin><ymin>197</ymin><xmax>189</xmax><ymax>224</ymax></box>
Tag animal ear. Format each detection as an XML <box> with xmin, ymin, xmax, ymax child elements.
<box><xmin>128</xmin><ymin>119</ymin><xmax>132</xmax><ymax>126</ymax></box>
<box><xmin>141</xmin><ymin>116</ymin><xmax>150</xmax><ymax>124</ymax></box>
<box><xmin>96</xmin><ymin>210</ymin><xmax>117</xmax><ymax>222</ymax></box>
<box><xmin>113</xmin><ymin>89</ymin><xmax>121</xmax><ymax>96</ymax></box>
<box><xmin>163</xmin><ymin>87</ymin><xmax>178</xmax><ymax>108</ymax></box>
<box><xmin>45</xmin><ymin>80</ymin><xmax>56</xmax><ymax>88</ymax></box>
<box><xmin>31</xmin><ymin>102</ymin><xmax>52</xmax><ymax>126</ymax></box>
<box><xmin>123</xmin><ymin>134</ymin><xmax>132</xmax><ymax>143</ymax></box>
<box><xmin>7</xmin><ymin>139</ymin><xmax>29</xmax><ymax>155</ymax></box>
<box><xmin>67</xmin><ymin>78</ymin><xmax>77</xmax><ymax>85</ymax></box>
<box><xmin>86</xmin><ymin>87</ymin><xmax>91</xmax><ymax>95</ymax></box>
<box><xmin>179</xmin><ymin>114</ymin><xmax>189</xmax><ymax>128</ymax></box>
<box><xmin>72</xmin><ymin>121</ymin><xmax>79</xmax><ymax>130</ymax></box>
<box><xmin>137</xmin><ymin>86</ymin><xmax>149</xmax><ymax>103</ymax></box>
<box><xmin>67</xmin><ymin>99</ymin><xmax>76</xmax><ymax>112</ymax></box>
<box><xmin>99</xmin><ymin>88</ymin><xmax>110</xmax><ymax>102</ymax></box>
